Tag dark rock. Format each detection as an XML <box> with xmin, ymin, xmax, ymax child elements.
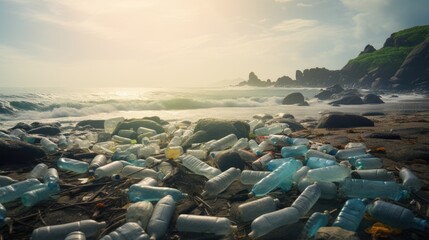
<box><xmin>28</xmin><ymin>126</ymin><xmax>61</xmax><ymax>136</ymax></box>
<box><xmin>215</xmin><ymin>151</ymin><xmax>245</xmax><ymax>171</ymax></box>
<box><xmin>76</xmin><ymin>120</ymin><xmax>105</xmax><ymax>129</ymax></box>
<box><xmin>275</xmin><ymin>113</ymin><xmax>295</xmax><ymax>119</ymax></box>
<box><xmin>113</xmin><ymin>119</ymin><xmax>164</xmax><ymax>135</ymax></box>
<box><xmin>315</xmin><ymin>226</ymin><xmax>359</xmax><ymax>240</ymax></box>
<box><xmin>182</xmin><ymin>130</ymin><xmax>208</xmax><ymax>149</ymax></box>
<box><xmin>282</xmin><ymin>92</ymin><xmax>305</xmax><ymax>105</ymax></box>
<box><xmin>298</xmin><ymin>101</ymin><xmax>309</xmax><ymax>106</ymax></box>
<box><xmin>0</xmin><ymin>101</ymin><xmax>14</xmax><ymax>114</ymax></box>
<box><xmin>331</xmin><ymin>89</ymin><xmax>361</xmax><ymax>99</ymax></box>
<box><xmin>365</xmin><ymin>132</ymin><xmax>401</xmax><ymax>140</ymax></box>
<box><xmin>253</xmin><ymin>113</ymin><xmax>273</xmax><ymax>120</ymax></box>
<box><xmin>361</xmin><ymin>112</ymin><xmax>385</xmax><ymax>116</ymax></box>
<box><xmin>317</xmin><ymin>113</ymin><xmax>374</xmax><ymax>128</ymax></box>
<box><xmin>314</xmin><ymin>90</ymin><xmax>333</xmax><ymax>100</ymax></box>
<box><xmin>391</xmin><ymin>95</ymin><xmax>399</xmax><ymax>98</ymax></box>
<box><xmin>0</xmin><ymin>139</ymin><xmax>46</xmax><ymax>165</ymax></box>
<box><xmin>359</xmin><ymin>44</ymin><xmax>376</xmax><ymax>55</ymax></box>
<box><xmin>274</xmin><ymin>76</ymin><xmax>294</xmax><ymax>87</ymax></box>
<box><xmin>329</xmin><ymin>95</ymin><xmax>363</xmax><ymax>105</ymax></box>
<box><xmin>30</xmin><ymin>122</ymin><xmax>61</xmax><ymax>128</ymax></box>
<box><xmin>295</xmin><ymin>68</ymin><xmax>341</xmax><ymax>87</ymax></box>
<box><xmin>363</xmin><ymin>94</ymin><xmax>384</xmax><ymax>104</ymax></box>
<box><xmin>194</xmin><ymin>119</ymin><xmax>250</xmax><ymax>140</ymax></box>
<box><xmin>326</xmin><ymin>84</ymin><xmax>344</xmax><ymax>94</ymax></box>
<box><xmin>266</xmin><ymin>119</ymin><xmax>305</xmax><ymax>132</ymax></box>
<box><xmin>10</xmin><ymin>122</ymin><xmax>32</xmax><ymax>131</ymax></box>
<box><xmin>142</xmin><ymin>116</ymin><xmax>169</xmax><ymax>125</ymax></box>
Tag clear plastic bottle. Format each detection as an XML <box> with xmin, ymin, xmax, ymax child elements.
<box><xmin>94</xmin><ymin>161</ymin><xmax>128</xmax><ymax>179</ymax></box>
<box><xmin>231</xmin><ymin>138</ymin><xmax>249</xmax><ymax>151</ymax></box>
<box><xmin>267</xmin><ymin>135</ymin><xmax>289</xmax><ymax>145</ymax></box>
<box><xmin>149</xmin><ymin>133</ymin><xmax>168</xmax><ymax>144</ymax></box>
<box><xmin>305</xmin><ymin>149</ymin><xmax>337</xmax><ymax>161</ymax></box>
<box><xmin>112</xmin><ymin>135</ymin><xmax>137</xmax><ymax>144</ymax></box>
<box><xmin>367</xmin><ymin>200</ymin><xmax>427</xmax><ymax>231</ymax></box>
<box><xmin>43</xmin><ymin>168</ymin><xmax>59</xmax><ymax>188</ymax></box>
<box><xmin>176</xmin><ymin>214</ymin><xmax>233</xmax><ymax>235</ymax></box>
<box><xmin>339</xmin><ymin>178</ymin><xmax>408</xmax><ymax>201</ymax></box>
<box><xmin>332</xmin><ymin>198</ymin><xmax>366</xmax><ymax>231</ymax></box>
<box><xmin>317</xmin><ymin>144</ymin><xmax>337</xmax><ymax>155</ymax></box>
<box><xmin>180</xmin><ymin>155</ymin><xmax>221</xmax><ymax>179</ymax></box>
<box><xmin>147</xmin><ymin>195</ymin><xmax>176</xmax><ymax>240</ymax></box>
<box><xmin>344</xmin><ymin>142</ymin><xmax>366</xmax><ymax>149</ymax></box>
<box><xmin>64</xmin><ymin>231</ymin><xmax>86</xmax><ymax>240</ymax></box>
<box><xmin>118</xmin><ymin>129</ymin><xmax>138</xmax><ymax>139</ymax></box>
<box><xmin>240</xmin><ymin>170</ymin><xmax>271</xmax><ymax>185</ymax></box>
<box><xmin>0</xmin><ymin>175</ymin><xmax>18</xmax><ymax>187</ymax></box>
<box><xmin>249</xmin><ymin>160</ymin><xmax>302</xmax><ymax>197</ymax></box>
<box><xmin>351</xmin><ymin>169</ymin><xmax>395</xmax><ymax>181</ymax></box>
<box><xmin>281</xmin><ymin>145</ymin><xmax>308</xmax><ymax>158</ymax></box>
<box><xmin>287</xmin><ymin>137</ymin><xmax>310</xmax><ymax>146</ymax></box>
<box><xmin>21</xmin><ymin>184</ymin><xmax>60</xmax><ymax>207</ymax></box>
<box><xmin>137</xmin><ymin>127</ymin><xmax>157</xmax><ymax>136</ymax></box>
<box><xmin>202</xmin><ymin>168</ymin><xmax>241</xmax><ymax>197</ymax></box>
<box><xmin>238</xmin><ymin>196</ymin><xmax>280</xmax><ymax>222</ymax></box>
<box><xmin>306</xmin><ymin>165</ymin><xmax>351</xmax><ymax>182</ymax></box>
<box><xmin>0</xmin><ymin>178</ymin><xmax>44</xmax><ymax>203</ymax></box>
<box><xmin>399</xmin><ymin>167</ymin><xmax>422</xmax><ymax>193</ymax></box>
<box><xmin>88</xmin><ymin>154</ymin><xmax>108</xmax><ymax>175</ymax></box>
<box><xmin>167</xmin><ymin>136</ymin><xmax>182</xmax><ymax>147</ymax></box>
<box><xmin>165</xmin><ymin>146</ymin><xmax>183</xmax><ymax>160</ymax></box>
<box><xmin>0</xmin><ymin>203</ymin><xmax>6</xmax><ymax>224</ymax></box>
<box><xmin>31</xmin><ymin>220</ymin><xmax>106</xmax><ymax>240</ymax></box>
<box><xmin>120</xmin><ymin>165</ymin><xmax>159</xmax><ymax>180</ymax></box>
<box><xmin>185</xmin><ymin>149</ymin><xmax>207</xmax><ymax>160</ymax></box>
<box><xmin>251</xmin><ymin>152</ymin><xmax>274</xmax><ymax>170</ymax></box>
<box><xmin>135</xmin><ymin>177</ymin><xmax>158</xmax><ymax>187</ymax></box>
<box><xmin>128</xmin><ymin>185</ymin><xmax>187</xmax><ymax>202</ymax></box>
<box><xmin>354</xmin><ymin>158</ymin><xmax>382</xmax><ymax>169</ymax></box>
<box><xmin>57</xmin><ymin>157</ymin><xmax>89</xmax><ymax>174</ymax></box>
<box><xmin>248</xmin><ymin>139</ymin><xmax>262</xmax><ymax>156</ymax></box>
<box><xmin>249</xmin><ymin>207</ymin><xmax>299</xmax><ymax>239</ymax></box>
<box><xmin>40</xmin><ymin>137</ymin><xmax>58</xmax><ymax>153</ymax></box>
<box><xmin>157</xmin><ymin>162</ymin><xmax>174</xmax><ymax>180</ymax></box>
<box><xmin>304</xmin><ymin>211</ymin><xmax>330</xmax><ymax>238</ymax></box>
<box><xmin>292</xmin><ymin>166</ymin><xmax>310</xmax><ymax>184</ymax></box>
<box><xmin>100</xmin><ymin>222</ymin><xmax>148</xmax><ymax>240</ymax></box>
<box><xmin>335</xmin><ymin>147</ymin><xmax>366</xmax><ymax>160</ymax></box>
<box><xmin>208</xmin><ymin>134</ymin><xmax>238</xmax><ymax>151</ymax></box>
<box><xmin>265</xmin><ymin>157</ymin><xmax>294</xmax><ymax>171</ymax></box>
<box><xmin>126</xmin><ymin>201</ymin><xmax>154</xmax><ymax>229</ymax></box>
<box><xmin>291</xmin><ymin>184</ymin><xmax>321</xmax><ymax>217</ymax></box>
<box><xmin>297</xmin><ymin>178</ymin><xmax>337</xmax><ymax>200</ymax></box>
<box><xmin>306</xmin><ymin>157</ymin><xmax>338</xmax><ymax>169</ymax></box>
<box><xmin>28</xmin><ymin>163</ymin><xmax>49</xmax><ymax>179</ymax></box>
<box><xmin>104</xmin><ymin>117</ymin><xmax>124</xmax><ymax>134</ymax></box>
<box><xmin>258</xmin><ymin>140</ymin><xmax>274</xmax><ymax>153</ymax></box>
<box><xmin>58</xmin><ymin>135</ymin><xmax>69</xmax><ymax>148</ymax></box>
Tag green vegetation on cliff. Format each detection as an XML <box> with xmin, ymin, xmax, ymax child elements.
<box><xmin>389</xmin><ymin>25</ymin><xmax>429</xmax><ymax>47</ymax></box>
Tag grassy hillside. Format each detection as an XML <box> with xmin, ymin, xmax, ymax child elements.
<box><xmin>391</xmin><ymin>25</ymin><xmax>429</xmax><ymax>46</ymax></box>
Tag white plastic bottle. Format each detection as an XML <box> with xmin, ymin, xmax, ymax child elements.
<box><xmin>180</xmin><ymin>155</ymin><xmax>221</xmax><ymax>179</ymax></box>
<box><xmin>209</xmin><ymin>134</ymin><xmax>238</xmax><ymax>151</ymax></box>
<box><xmin>126</xmin><ymin>201</ymin><xmax>154</xmax><ymax>229</ymax></box>
<box><xmin>291</xmin><ymin>184</ymin><xmax>321</xmax><ymax>217</ymax></box>
<box><xmin>94</xmin><ymin>161</ymin><xmax>128</xmax><ymax>179</ymax></box>
<box><xmin>202</xmin><ymin>168</ymin><xmax>241</xmax><ymax>197</ymax></box>
<box><xmin>31</xmin><ymin>220</ymin><xmax>106</xmax><ymax>240</ymax></box>
<box><xmin>238</xmin><ymin>196</ymin><xmax>280</xmax><ymax>222</ymax></box>
<box><xmin>100</xmin><ymin>222</ymin><xmax>148</xmax><ymax>240</ymax></box>
<box><xmin>176</xmin><ymin>214</ymin><xmax>233</xmax><ymax>235</ymax></box>
<box><xmin>64</xmin><ymin>231</ymin><xmax>86</xmax><ymax>240</ymax></box>
<box><xmin>120</xmin><ymin>165</ymin><xmax>159</xmax><ymax>180</ymax></box>
<box><xmin>249</xmin><ymin>207</ymin><xmax>299</xmax><ymax>239</ymax></box>
<box><xmin>147</xmin><ymin>195</ymin><xmax>176</xmax><ymax>240</ymax></box>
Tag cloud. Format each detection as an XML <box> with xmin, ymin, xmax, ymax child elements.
<box><xmin>297</xmin><ymin>3</ymin><xmax>313</xmax><ymax>7</ymax></box>
<box><xmin>272</xmin><ymin>18</ymin><xmax>318</xmax><ymax>32</ymax></box>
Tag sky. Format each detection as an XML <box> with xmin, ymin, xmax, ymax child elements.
<box><xmin>0</xmin><ymin>0</ymin><xmax>428</xmax><ymax>88</ymax></box>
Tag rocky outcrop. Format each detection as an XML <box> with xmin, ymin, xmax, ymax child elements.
<box><xmin>359</xmin><ymin>44</ymin><xmax>376</xmax><ymax>55</ymax></box>
<box><xmin>317</xmin><ymin>113</ymin><xmax>374</xmax><ymax>128</ymax></box>
<box><xmin>296</xmin><ymin>68</ymin><xmax>341</xmax><ymax>87</ymax></box>
<box><xmin>274</xmin><ymin>76</ymin><xmax>295</xmax><ymax>87</ymax></box>
<box><xmin>363</xmin><ymin>94</ymin><xmax>384</xmax><ymax>104</ymax></box>
<box><xmin>113</xmin><ymin>119</ymin><xmax>164</xmax><ymax>135</ymax></box>
<box><xmin>0</xmin><ymin>139</ymin><xmax>46</xmax><ymax>165</ymax></box>
<box><xmin>282</xmin><ymin>92</ymin><xmax>305</xmax><ymax>105</ymax></box>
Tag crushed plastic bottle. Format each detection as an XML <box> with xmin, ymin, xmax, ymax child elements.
<box><xmin>176</xmin><ymin>214</ymin><xmax>233</xmax><ymax>235</ymax></box>
<box><xmin>304</xmin><ymin>211</ymin><xmax>330</xmax><ymax>238</ymax></box>
<box><xmin>100</xmin><ymin>222</ymin><xmax>148</xmax><ymax>240</ymax></box>
<box><xmin>399</xmin><ymin>167</ymin><xmax>422</xmax><ymax>193</ymax></box>
<box><xmin>31</xmin><ymin>220</ymin><xmax>106</xmax><ymax>240</ymax></box>
<box><xmin>202</xmin><ymin>167</ymin><xmax>240</xmax><ymax>197</ymax></box>
<box><xmin>249</xmin><ymin>207</ymin><xmax>299</xmax><ymax>239</ymax></box>
<box><xmin>339</xmin><ymin>178</ymin><xmax>408</xmax><ymax>201</ymax></box>
<box><xmin>126</xmin><ymin>201</ymin><xmax>154</xmax><ymax>229</ymax></box>
<box><xmin>147</xmin><ymin>195</ymin><xmax>176</xmax><ymax>240</ymax></box>
<box><xmin>180</xmin><ymin>155</ymin><xmax>221</xmax><ymax>179</ymax></box>
<box><xmin>332</xmin><ymin>198</ymin><xmax>366</xmax><ymax>231</ymax></box>
<box><xmin>57</xmin><ymin>157</ymin><xmax>89</xmax><ymax>174</ymax></box>
<box><xmin>238</xmin><ymin>196</ymin><xmax>280</xmax><ymax>222</ymax></box>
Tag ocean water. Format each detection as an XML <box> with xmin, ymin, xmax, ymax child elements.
<box><xmin>0</xmin><ymin>87</ymin><xmax>428</xmax><ymax>128</ymax></box>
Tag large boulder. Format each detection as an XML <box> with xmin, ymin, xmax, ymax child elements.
<box><xmin>363</xmin><ymin>94</ymin><xmax>384</xmax><ymax>104</ymax></box>
<box><xmin>215</xmin><ymin>150</ymin><xmax>246</xmax><ymax>171</ymax></box>
<box><xmin>329</xmin><ymin>95</ymin><xmax>363</xmax><ymax>105</ymax></box>
<box><xmin>113</xmin><ymin>119</ymin><xmax>164</xmax><ymax>135</ymax></box>
<box><xmin>76</xmin><ymin>120</ymin><xmax>105</xmax><ymax>129</ymax></box>
<box><xmin>28</xmin><ymin>126</ymin><xmax>61</xmax><ymax>136</ymax></box>
<box><xmin>0</xmin><ymin>139</ymin><xmax>46</xmax><ymax>165</ymax></box>
<box><xmin>317</xmin><ymin>113</ymin><xmax>374</xmax><ymax>128</ymax></box>
<box><xmin>282</xmin><ymin>92</ymin><xmax>305</xmax><ymax>105</ymax></box>
<box><xmin>314</xmin><ymin>90</ymin><xmax>334</xmax><ymax>100</ymax></box>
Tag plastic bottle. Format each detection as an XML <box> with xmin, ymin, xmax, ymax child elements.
<box><xmin>180</xmin><ymin>155</ymin><xmax>221</xmax><ymax>179</ymax></box>
<box><xmin>92</xmin><ymin>141</ymin><xmax>115</xmax><ymax>156</ymax></box>
<box><xmin>31</xmin><ymin>220</ymin><xmax>106</xmax><ymax>240</ymax></box>
<box><xmin>28</xmin><ymin>163</ymin><xmax>49</xmax><ymax>179</ymax></box>
<box><xmin>281</xmin><ymin>145</ymin><xmax>308</xmax><ymax>158</ymax></box>
<box><xmin>240</xmin><ymin>170</ymin><xmax>271</xmax><ymax>185</ymax></box>
<box><xmin>128</xmin><ymin>185</ymin><xmax>187</xmax><ymax>202</ymax></box>
<box><xmin>291</xmin><ymin>184</ymin><xmax>321</xmax><ymax>217</ymax></box>
<box><xmin>186</xmin><ymin>149</ymin><xmax>207</xmax><ymax>160</ymax></box>
<box><xmin>58</xmin><ymin>135</ymin><xmax>69</xmax><ymax>148</ymax></box>
<box><xmin>346</xmin><ymin>153</ymin><xmax>374</xmax><ymax>166</ymax></box>
<box><xmin>265</xmin><ymin>157</ymin><xmax>294</xmax><ymax>171</ymax></box>
<box><xmin>0</xmin><ymin>203</ymin><xmax>6</xmax><ymax>224</ymax></box>
<box><xmin>112</xmin><ymin>135</ymin><xmax>137</xmax><ymax>144</ymax></box>
<box><xmin>399</xmin><ymin>167</ymin><xmax>422</xmax><ymax>193</ymax></box>
<box><xmin>249</xmin><ymin>160</ymin><xmax>302</xmax><ymax>197</ymax></box>
<box><xmin>64</xmin><ymin>231</ymin><xmax>86</xmax><ymax>240</ymax></box>
<box><xmin>57</xmin><ymin>157</ymin><xmax>89</xmax><ymax>174</ymax></box>
<box><xmin>40</xmin><ymin>137</ymin><xmax>58</xmax><ymax>153</ymax></box>
<box><xmin>43</xmin><ymin>168</ymin><xmax>59</xmax><ymax>188</ymax></box>
<box><xmin>238</xmin><ymin>196</ymin><xmax>280</xmax><ymax>222</ymax></box>
<box><xmin>251</xmin><ymin>152</ymin><xmax>274</xmax><ymax>170</ymax></box>
<box><xmin>297</xmin><ymin>178</ymin><xmax>337</xmax><ymax>200</ymax></box>
<box><xmin>306</xmin><ymin>165</ymin><xmax>351</xmax><ymax>182</ymax></box>
<box><xmin>249</xmin><ymin>207</ymin><xmax>299</xmax><ymax>239</ymax></box>
<box><xmin>137</xmin><ymin>127</ymin><xmax>157</xmax><ymax>136</ymax></box>
<box><xmin>150</xmin><ymin>133</ymin><xmax>168</xmax><ymax>144</ymax></box>
<box><xmin>207</xmin><ymin>134</ymin><xmax>237</xmax><ymax>152</ymax></box>
<box><xmin>100</xmin><ymin>222</ymin><xmax>148</xmax><ymax>240</ymax></box>
<box><xmin>157</xmin><ymin>162</ymin><xmax>174</xmax><ymax>180</ymax></box>
<box><xmin>344</xmin><ymin>142</ymin><xmax>366</xmax><ymax>149</ymax></box>
<box><xmin>147</xmin><ymin>195</ymin><xmax>176</xmax><ymax>240</ymax></box>
<box><xmin>94</xmin><ymin>161</ymin><xmax>128</xmax><ymax>179</ymax></box>
<box><xmin>339</xmin><ymin>178</ymin><xmax>408</xmax><ymax>201</ymax></box>
<box><xmin>143</xmin><ymin>157</ymin><xmax>161</xmax><ymax>168</ymax></box>
<box><xmin>367</xmin><ymin>200</ymin><xmax>427</xmax><ymax>231</ymax></box>
<box><xmin>306</xmin><ymin>157</ymin><xmax>338</xmax><ymax>169</ymax></box>
<box><xmin>135</xmin><ymin>177</ymin><xmax>158</xmax><ymax>187</ymax></box>
<box><xmin>288</xmin><ymin>137</ymin><xmax>310</xmax><ymax>146</ymax></box>
<box><xmin>304</xmin><ymin>211</ymin><xmax>330</xmax><ymax>238</ymax></box>
<box><xmin>88</xmin><ymin>154</ymin><xmax>108</xmax><ymax>175</ymax></box>
<box><xmin>305</xmin><ymin>149</ymin><xmax>337</xmax><ymax>161</ymax></box>
<box><xmin>0</xmin><ymin>175</ymin><xmax>18</xmax><ymax>187</ymax></box>
<box><xmin>354</xmin><ymin>158</ymin><xmax>382</xmax><ymax>169</ymax></box>
<box><xmin>351</xmin><ymin>169</ymin><xmax>395</xmax><ymax>181</ymax></box>
<box><xmin>126</xmin><ymin>201</ymin><xmax>154</xmax><ymax>229</ymax></box>
<box><xmin>258</xmin><ymin>140</ymin><xmax>274</xmax><ymax>152</ymax></box>
<box><xmin>167</xmin><ymin>136</ymin><xmax>182</xmax><ymax>147</ymax></box>
<box><xmin>231</xmin><ymin>138</ymin><xmax>249</xmax><ymax>151</ymax></box>
<box><xmin>120</xmin><ymin>165</ymin><xmax>159</xmax><ymax>180</ymax></box>
<box><xmin>118</xmin><ymin>129</ymin><xmax>138</xmax><ymax>139</ymax></box>
<box><xmin>21</xmin><ymin>184</ymin><xmax>60</xmax><ymax>207</ymax></box>
<box><xmin>292</xmin><ymin>166</ymin><xmax>310</xmax><ymax>183</ymax></box>
<box><xmin>202</xmin><ymin>168</ymin><xmax>241</xmax><ymax>197</ymax></box>
<box><xmin>335</xmin><ymin>147</ymin><xmax>366</xmax><ymax>160</ymax></box>
<box><xmin>332</xmin><ymin>198</ymin><xmax>366</xmax><ymax>231</ymax></box>
<box><xmin>165</xmin><ymin>146</ymin><xmax>183</xmax><ymax>160</ymax></box>
<box><xmin>317</xmin><ymin>144</ymin><xmax>337</xmax><ymax>155</ymax></box>
<box><xmin>248</xmin><ymin>139</ymin><xmax>262</xmax><ymax>156</ymax></box>
<box><xmin>176</xmin><ymin>214</ymin><xmax>233</xmax><ymax>235</ymax></box>
<box><xmin>0</xmin><ymin>178</ymin><xmax>44</xmax><ymax>203</ymax></box>
<box><xmin>267</xmin><ymin>135</ymin><xmax>289</xmax><ymax>145</ymax></box>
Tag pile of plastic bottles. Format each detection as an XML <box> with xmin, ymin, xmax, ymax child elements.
<box><xmin>0</xmin><ymin>116</ymin><xmax>427</xmax><ymax>239</ymax></box>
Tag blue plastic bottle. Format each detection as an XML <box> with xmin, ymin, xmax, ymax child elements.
<box><xmin>43</xmin><ymin>168</ymin><xmax>59</xmax><ymax>189</ymax></box>
<box><xmin>305</xmin><ymin>149</ymin><xmax>337</xmax><ymax>161</ymax></box>
<box><xmin>332</xmin><ymin>199</ymin><xmax>366</xmax><ymax>231</ymax></box>
<box><xmin>128</xmin><ymin>185</ymin><xmax>188</xmax><ymax>202</ymax></box>
<box><xmin>291</xmin><ymin>184</ymin><xmax>321</xmax><ymax>217</ymax></box>
<box><xmin>399</xmin><ymin>167</ymin><xmax>422</xmax><ymax>193</ymax></box>
<box><xmin>354</xmin><ymin>158</ymin><xmax>382</xmax><ymax>169</ymax></box>
<box><xmin>21</xmin><ymin>184</ymin><xmax>60</xmax><ymax>207</ymax></box>
<box><xmin>306</xmin><ymin>157</ymin><xmax>338</xmax><ymax>169</ymax></box>
<box><xmin>287</xmin><ymin>137</ymin><xmax>310</xmax><ymax>146</ymax></box>
<box><xmin>304</xmin><ymin>211</ymin><xmax>330</xmax><ymax>238</ymax></box>
<box><xmin>281</xmin><ymin>145</ymin><xmax>308</xmax><ymax>158</ymax></box>
<box><xmin>265</xmin><ymin>157</ymin><xmax>294</xmax><ymax>171</ymax></box>
<box><xmin>0</xmin><ymin>203</ymin><xmax>6</xmax><ymax>224</ymax></box>
<box><xmin>57</xmin><ymin>158</ymin><xmax>89</xmax><ymax>174</ymax></box>
<box><xmin>339</xmin><ymin>178</ymin><xmax>408</xmax><ymax>201</ymax></box>
<box><xmin>306</xmin><ymin>165</ymin><xmax>350</xmax><ymax>182</ymax></box>
<box><xmin>335</xmin><ymin>147</ymin><xmax>366</xmax><ymax>160</ymax></box>
<box><xmin>368</xmin><ymin>200</ymin><xmax>427</xmax><ymax>231</ymax></box>
<box><xmin>0</xmin><ymin>178</ymin><xmax>44</xmax><ymax>203</ymax></box>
